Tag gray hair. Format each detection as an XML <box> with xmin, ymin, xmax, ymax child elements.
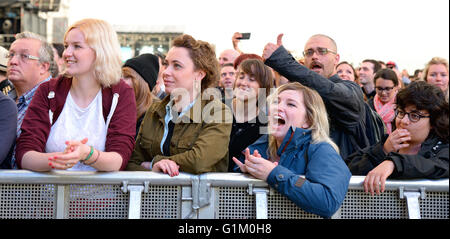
<box><xmin>15</xmin><ymin>31</ymin><xmax>58</xmax><ymax>77</ymax></box>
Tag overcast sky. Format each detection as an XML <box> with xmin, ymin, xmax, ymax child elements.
<box><xmin>66</xmin><ymin>0</ymin><xmax>449</xmax><ymax>73</ymax></box>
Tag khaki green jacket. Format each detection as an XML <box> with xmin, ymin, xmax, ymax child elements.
<box><xmin>126</xmin><ymin>96</ymin><xmax>232</xmax><ymax>174</ymax></box>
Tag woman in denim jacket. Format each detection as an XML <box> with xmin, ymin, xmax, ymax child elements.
<box><xmin>234</xmin><ymin>82</ymin><xmax>351</xmax><ymax>218</ymax></box>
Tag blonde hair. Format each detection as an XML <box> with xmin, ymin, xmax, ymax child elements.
<box><xmin>122</xmin><ymin>66</ymin><xmax>153</xmax><ymax>119</ymax></box>
<box><xmin>422</xmin><ymin>57</ymin><xmax>449</xmax><ymax>101</ymax></box>
<box><xmin>64</xmin><ymin>18</ymin><xmax>122</xmax><ymax>87</ymax></box>
<box><xmin>423</xmin><ymin>57</ymin><xmax>449</xmax><ymax>82</ymax></box>
<box><xmin>267</xmin><ymin>82</ymin><xmax>339</xmax><ymax>160</ymax></box>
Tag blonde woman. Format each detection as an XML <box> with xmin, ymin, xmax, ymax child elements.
<box><xmin>233</xmin><ymin>82</ymin><xmax>351</xmax><ymax>218</ymax></box>
<box><xmin>422</xmin><ymin>57</ymin><xmax>449</xmax><ymax>102</ymax></box>
<box><xmin>16</xmin><ymin>18</ymin><xmax>136</xmax><ymax>171</ymax></box>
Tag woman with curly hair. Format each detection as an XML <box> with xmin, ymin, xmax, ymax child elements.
<box><xmin>347</xmin><ymin>81</ymin><xmax>449</xmax><ymax>195</ymax></box>
<box><xmin>127</xmin><ymin>34</ymin><xmax>232</xmax><ymax>176</ymax></box>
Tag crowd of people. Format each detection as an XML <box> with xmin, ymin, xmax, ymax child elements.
<box><xmin>0</xmin><ymin>18</ymin><xmax>448</xmax><ymax>218</ymax></box>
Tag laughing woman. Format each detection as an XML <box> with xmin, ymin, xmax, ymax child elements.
<box><xmin>126</xmin><ymin>34</ymin><xmax>232</xmax><ymax>176</ymax></box>
<box><xmin>233</xmin><ymin>82</ymin><xmax>351</xmax><ymax>218</ymax></box>
<box><xmin>16</xmin><ymin>18</ymin><xmax>136</xmax><ymax>171</ymax></box>
<box><xmin>227</xmin><ymin>59</ymin><xmax>273</xmax><ymax>171</ymax></box>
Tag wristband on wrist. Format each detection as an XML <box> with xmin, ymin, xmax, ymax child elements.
<box><xmin>85</xmin><ymin>150</ymin><xmax>100</xmax><ymax>166</ymax></box>
<box><xmin>84</xmin><ymin>146</ymin><xmax>94</xmax><ymax>161</ymax></box>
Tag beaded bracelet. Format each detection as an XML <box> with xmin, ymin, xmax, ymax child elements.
<box><xmin>84</xmin><ymin>146</ymin><xmax>94</xmax><ymax>161</ymax></box>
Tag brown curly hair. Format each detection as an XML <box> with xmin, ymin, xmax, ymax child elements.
<box><xmin>172</xmin><ymin>34</ymin><xmax>220</xmax><ymax>91</ymax></box>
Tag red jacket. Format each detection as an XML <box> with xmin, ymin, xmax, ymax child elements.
<box><xmin>16</xmin><ymin>76</ymin><xmax>137</xmax><ymax>170</ymax></box>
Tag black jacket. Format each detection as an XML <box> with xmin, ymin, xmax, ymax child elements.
<box><xmin>346</xmin><ymin>133</ymin><xmax>449</xmax><ymax>179</ymax></box>
<box><xmin>227</xmin><ymin>112</ymin><xmax>267</xmax><ymax>171</ymax></box>
<box><xmin>265</xmin><ymin>46</ymin><xmax>367</xmax><ymax>159</ymax></box>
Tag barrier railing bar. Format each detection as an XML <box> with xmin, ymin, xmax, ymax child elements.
<box><xmin>0</xmin><ymin>170</ymin><xmax>193</xmax><ymax>186</ymax></box>
<box><xmin>0</xmin><ymin>170</ymin><xmax>448</xmax><ymax>220</ymax></box>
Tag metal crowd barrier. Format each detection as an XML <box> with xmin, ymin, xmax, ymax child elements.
<box><xmin>0</xmin><ymin>170</ymin><xmax>448</xmax><ymax>219</ymax></box>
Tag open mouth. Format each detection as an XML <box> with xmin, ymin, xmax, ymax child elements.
<box><xmin>310</xmin><ymin>62</ymin><xmax>323</xmax><ymax>70</ymax></box>
<box><xmin>274</xmin><ymin>115</ymin><xmax>286</xmax><ymax>125</ymax></box>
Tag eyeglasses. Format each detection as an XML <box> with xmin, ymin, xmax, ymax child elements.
<box><xmin>375</xmin><ymin>86</ymin><xmax>395</xmax><ymax>93</ymax></box>
<box><xmin>303</xmin><ymin>47</ymin><xmax>337</xmax><ymax>57</ymax></box>
<box><xmin>395</xmin><ymin>109</ymin><xmax>430</xmax><ymax>123</ymax></box>
<box><xmin>6</xmin><ymin>52</ymin><xmax>40</xmax><ymax>62</ymax></box>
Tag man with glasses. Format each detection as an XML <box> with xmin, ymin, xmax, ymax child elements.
<box><xmin>5</xmin><ymin>31</ymin><xmax>55</xmax><ymax>169</ymax></box>
<box><xmin>359</xmin><ymin>59</ymin><xmax>381</xmax><ymax>100</ymax></box>
<box><xmin>262</xmin><ymin>34</ymin><xmax>371</xmax><ymax>159</ymax></box>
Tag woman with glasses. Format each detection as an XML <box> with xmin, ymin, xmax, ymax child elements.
<box><xmin>368</xmin><ymin>68</ymin><xmax>399</xmax><ymax>134</ymax></box>
<box><xmin>346</xmin><ymin>81</ymin><xmax>449</xmax><ymax>195</ymax></box>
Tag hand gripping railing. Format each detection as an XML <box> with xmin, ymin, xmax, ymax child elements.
<box><xmin>0</xmin><ymin>170</ymin><xmax>448</xmax><ymax>219</ymax></box>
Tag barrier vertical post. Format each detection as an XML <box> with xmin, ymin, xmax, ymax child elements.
<box><xmin>127</xmin><ymin>185</ymin><xmax>144</xmax><ymax>219</ymax></box>
<box><xmin>253</xmin><ymin>188</ymin><xmax>269</xmax><ymax>219</ymax></box>
<box><xmin>55</xmin><ymin>185</ymin><xmax>69</xmax><ymax>219</ymax></box>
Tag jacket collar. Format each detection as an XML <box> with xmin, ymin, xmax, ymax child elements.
<box><xmin>277</xmin><ymin>127</ymin><xmax>312</xmax><ymax>156</ymax></box>
<box><xmin>156</xmin><ymin>94</ymin><xmax>204</xmax><ymax>123</ymax></box>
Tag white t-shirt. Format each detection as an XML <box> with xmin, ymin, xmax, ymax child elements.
<box><xmin>45</xmin><ymin>90</ymin><xmax>107</xmax><ymax>171</ymax></box>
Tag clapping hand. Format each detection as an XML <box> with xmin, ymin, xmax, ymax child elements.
<box><xmin>48</xmin><ymin>138</ymin><xmax>89</xmax><ymax>169</ymax></box>
<box><xmin>233</xmin><ymin>148</ymin><xmax>278</xmax><ymax>181</ymax></box>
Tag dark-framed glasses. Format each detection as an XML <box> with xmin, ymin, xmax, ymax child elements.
<box><xmin>303</xmin><ymin>47</ymin><xmax>337</xmax><ymax>57</ymax></box>
<box><xmin>395</xmin><ymin>109</ymin><xmax>430</xmax><ymax>123</ymax></box>
<box><xmin>6</xmin><ymin>52</ymin><xmax>40</xmax><ymax>62</ymax></box>
<box><xmin>375</xmin><ymin>86</ymin><xmax>395</xmax><ymax>93</ymax></box>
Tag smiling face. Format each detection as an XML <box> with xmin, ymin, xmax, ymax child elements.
<box><xmin>375</xmin><ymin>77</ymin><xmax>398</xmax><ymax>104</ymax></box>
<box><xmin>63</xmin><ymin>28</ymin><xmax>96</xmax><ymax>78</ymax></box>
<box><xmin>269</xmin><ymin>89</ymin><xmax>310</xmax><ymax>144</ymax></box>
<box><xmin>336</xmin><ymin>63</ymin><xmax>356</xmax><ymax>82</ymax></box>
<box><xmin>233</xmin><ymin>66</ymin><xmax>261</xmax><ymax>102</ymax></box>
<box><xmin>358</xmin><ymin>61</ymin><xmax>375</xmax><ymax>85</ymax></box>
<box><xmin>426</xmin><ymin>64</ymin><xmax>449</xmax><ymax>92</ymax></box>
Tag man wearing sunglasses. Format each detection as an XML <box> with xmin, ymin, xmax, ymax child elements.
<box><xmin>5</xmin><ymin>31</ymin><xmax>55</xmax><ymax>169</ymax></box>
<box><xmin>262</xmin><ymin>34</ymin><xmax>371</xmax><ymax>159</ymax></box>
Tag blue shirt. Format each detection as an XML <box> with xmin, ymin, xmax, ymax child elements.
<box><xmin>9</xmin><ymin>76</ymin><xmax>51</xmax><ymax>136</ymax></box>
<box><xmin>160</xmin><ymin>98</ymin><xmax>197</xmax><ymax>155</ymax></box>
<box><xmin>8</xmin><ymin>76</ymin><xmax>51</xmax><ymax>168</ymax></box>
